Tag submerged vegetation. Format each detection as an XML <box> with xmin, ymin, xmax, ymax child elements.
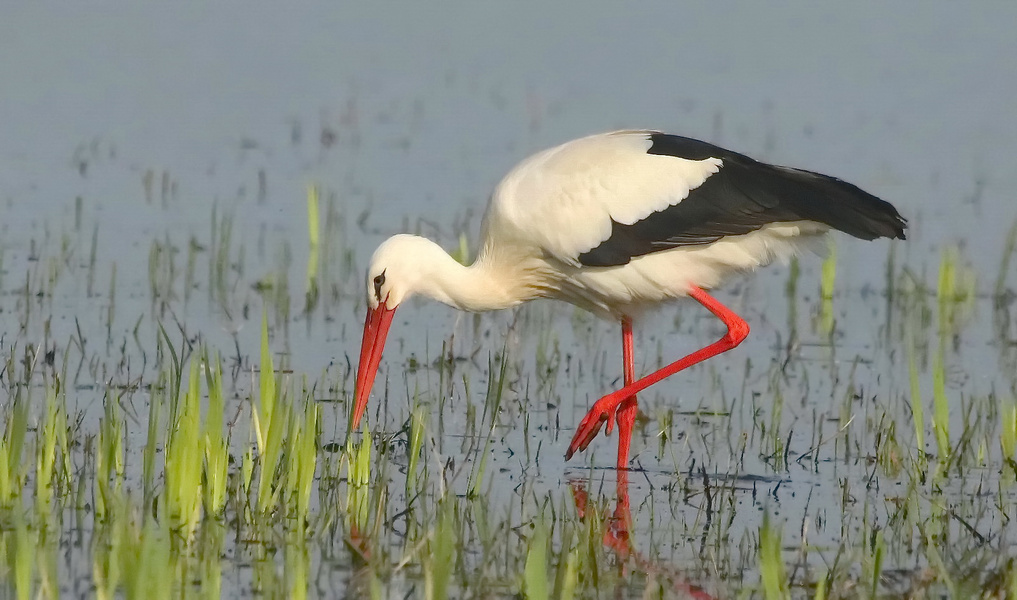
<box><xmin>0</xmin><ymin>160</ymin><xmax>1016</xmax><ymax>599</ymax></box>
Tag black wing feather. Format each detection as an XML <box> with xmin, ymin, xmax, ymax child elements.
<box><xmin>578</xmin><ymin>133</ymin><xmax>907</xmax><ymax>267</ymax></box>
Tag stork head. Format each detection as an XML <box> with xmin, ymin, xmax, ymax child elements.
<box><xmin>364</xmin><ymin>234</ymin><xmax>439</xmax><ymax>311</ymax></box>
<box><xmin>353</xmin><ymin>234</ymin><xmax>448</xmax><ymax>429</ymax></box>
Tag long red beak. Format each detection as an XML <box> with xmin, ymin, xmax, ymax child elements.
<box><xmin>352</xmin><ymin>301</ymin><xmax>396</xmax><ymax>429</ymax></box>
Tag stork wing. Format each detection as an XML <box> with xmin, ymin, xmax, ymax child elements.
<box><xmin>483</xmin><ymin>130</ymin><xmax>723</xmax><ymax>266</ymax></box>
<box><xmin>483</xmin><ymin>130</ymin><xmax>905</xmax><ymax>267</ymax></box>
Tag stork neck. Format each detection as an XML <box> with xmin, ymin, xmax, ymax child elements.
<box><xmin>423</xmin><ymin>251</ymin><xmax>527</xmax><ymax>312</ymax></box>
<box><xmin>376</xmin><ymin>234</ymin><xmax>542</xmax><ymax>312</ymax></box>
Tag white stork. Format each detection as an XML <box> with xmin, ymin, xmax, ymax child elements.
<box><xmin>353</xmin><ymin>130</ymin><xmax>906</xmax><ymax>469</ymax></box>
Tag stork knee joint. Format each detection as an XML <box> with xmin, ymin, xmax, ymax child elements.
<box><xmin>725</xmin><ymin>318</ymin><xmax>750</xmax><ymax>346</ymax></box>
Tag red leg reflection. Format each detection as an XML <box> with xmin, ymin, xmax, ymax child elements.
<box><xmin>568</xmin><ymin>473</ymin><xmax>716</xmax><ymax>599</ymax></box>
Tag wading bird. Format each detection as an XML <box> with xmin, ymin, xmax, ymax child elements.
<box><xmin>354</xmin><ymin>130</ymin><xmax>906</xmax><ymax>469</ymax></box>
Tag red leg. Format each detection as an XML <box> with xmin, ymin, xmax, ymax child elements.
<box><xmin>615</xmin><ymin>317</ymin><xmax>638</xmax><ymax>469</ymax></box>
<box><xmin>565</xmin><ymin>286</ymin><xmax>750</xmax><ymax>461</ymax></box>
<box><xmin>588</xmin><ymin>317</ymin><xmax>638</xmax><ymax>468</ymax></box>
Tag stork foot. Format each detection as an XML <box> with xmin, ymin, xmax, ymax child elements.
<box><xmin>565</xmin><ymin>389</ymin><xmax>630</xmax><ymax>460</ymax></box>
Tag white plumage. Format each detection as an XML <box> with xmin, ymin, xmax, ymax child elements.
<box><xmin>558</xmin><ymin>222</ymin><xmax>827</xmax><ymax>317</ymax></box>
<box><xmin>486</xmin><ymin>130</ymin><xmax>723</xmax><ymax>264</ymax></box>
<box><xmin>370</xmin><ymin>130</ymin><xmax>831</xmax><ymax>318</ymax></box>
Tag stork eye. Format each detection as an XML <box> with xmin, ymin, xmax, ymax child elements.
<box><xmin>373</xmin><ymin>271</ymin><xmax>386</xmax><ymax>300</ymax></box>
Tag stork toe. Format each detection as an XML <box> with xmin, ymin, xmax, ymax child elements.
<box><xmin>566</xmin><ymin>415</ymin><xmax>600</xmax><ymax>459</ymax></box>
<box><xmin>566</xmin><ymin>396</ymin><xmax>625</xmax><ymax>459</ymax></box>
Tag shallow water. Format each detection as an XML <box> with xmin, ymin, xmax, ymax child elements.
<box><xmin>1</xmin><ymin>4</ymin><xmax>1016</xmax><ymax>598</ymax></box>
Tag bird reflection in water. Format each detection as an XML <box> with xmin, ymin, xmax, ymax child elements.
<box><xmin>569</xmin><ymin>471</ymin><xmax>716</xmax><ymax>599</ymax></box>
